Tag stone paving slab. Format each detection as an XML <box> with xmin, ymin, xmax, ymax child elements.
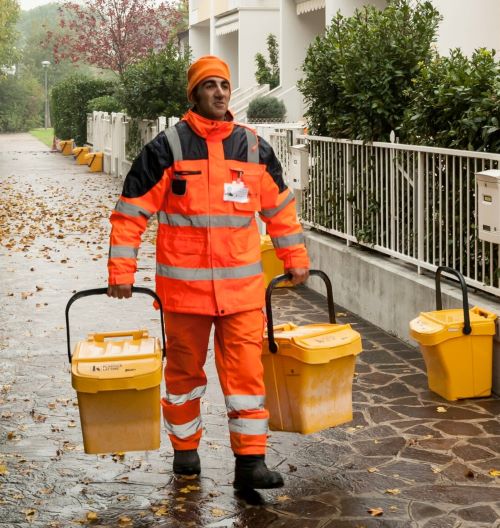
<box><xmin>0</xmin><ymin>133</ymin><xmax>499</xmax><ymax>528</ymax></box>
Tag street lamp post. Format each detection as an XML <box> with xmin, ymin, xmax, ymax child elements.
<box><xmin>41</xmin><ymin>60</ymin><xmax>51</xmax><ymax>129</ymax></box>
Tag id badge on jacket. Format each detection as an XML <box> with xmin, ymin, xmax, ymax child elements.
<box><xmin>224</xmin><ymin>180</ymin><xmax>249</xmax><ymax>203</ymax></box>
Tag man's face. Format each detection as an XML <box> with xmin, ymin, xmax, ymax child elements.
<box><xmin>193</xmin><ymin>76</ymin><xmax>231</xmax><ymax>121</ymax></box>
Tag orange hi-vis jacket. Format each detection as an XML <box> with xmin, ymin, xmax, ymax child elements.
<box><xmin>108</xmin><ymin>110</ymin><xmax>309</xmax><ymax>315</ymax></box>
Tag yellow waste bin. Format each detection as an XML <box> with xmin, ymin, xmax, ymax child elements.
<box><xmin>262</xmin><ymin>270</ymin><xmax>362</xmax><ymax>434</ymax></box>
<box><xmin>59</xmin><ymin>139</ymin><xmax>74</xmax><ymax>156</ymax></box>
<box><xmin>260</xmin><ymin>235</ymin><xmax>292</xmax><ymax>287</ymax></box>
<box><xmin>66</xmin><ymin>287</ymin><xmax>166</xmax><ymax>454</ymax></box>
<box><xmin>85</xmin><ymin>151</ymin><xmax>103</xmax><ymax>172</ymax></box>
<box><xmin>73</xmin><ymin>146</ymin><xmax>90</xmax><ymax>165</ymax></box>
<box><xmin>409</xmin><ymin>266</ymin><xmax>496</xmax><ymax>401</ymax></box>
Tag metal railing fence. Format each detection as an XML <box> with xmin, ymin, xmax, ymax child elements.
<box><xmin>299</xmin><ymin>136</ymin><xmax>500</xmax><ymax>297</ymax></box>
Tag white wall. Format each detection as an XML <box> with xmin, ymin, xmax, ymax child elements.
<box><xmin>238</xmin><ymin>8</ymin><xmax>280</xmax><ymax>90</ymax></box>
<box><xmin>325</xmin><ymin>0</ymin><xmax>385</xmax><ymax>20</ymax></box>
<box><xmin>432</xmin><ymin>0</ymin><xmax>500</xmax><ymax>55</ymax></box>
<box><xmin>189</xmin><ymin>24</ymin><xmax>210</xmax><ymax>61</ymax></box>
<box><xmin>215</xmin><ymin>32</ymin><xmax>239</xmax><ymax>90</ymax></box>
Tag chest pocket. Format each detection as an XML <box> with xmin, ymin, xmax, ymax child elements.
<box><xmin>229</xmin><ymin>169</ymin><xmax>262</xmax><ymax>212</ymax></box>
<box><xmin>171</xmin><ymin>171</ymin><xmax>202</xmax><ymax>196</ymax></box>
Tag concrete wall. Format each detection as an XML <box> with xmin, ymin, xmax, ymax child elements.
<box><xmin>304</xmin><ymin>230</ymin><xmax>500</xmax><ymax>396</ymax></box>
<box><xmin>431</xmin><ymin>0</ymin><xmax>500</xmax><ymax>56</ymax></box>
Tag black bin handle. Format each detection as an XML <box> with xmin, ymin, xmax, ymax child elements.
<box><xmin>65</xmin><ymin>287</ymin><xmax>166</xmax><ymax>363</ymax></box>
<box><xmin>265</xmin><ymin>269</ymin><xmax>336</xmax><ymax>353</ymax></box>
<box><xmin>435</xmin><ymin>266</ymin><xmax>471</xmax><ymax>335</ymax></box>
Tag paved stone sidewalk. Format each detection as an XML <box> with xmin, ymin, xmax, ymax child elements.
<box><xmin>0</xmin><ymin>134</ymin><xmax>499</xmax><ymax>528</ymax></box>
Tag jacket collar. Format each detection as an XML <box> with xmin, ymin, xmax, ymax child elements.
<box><xmin>182</xmin><ymin>109</ymin><xmax>234</xmax><ymax>140</ymax></box>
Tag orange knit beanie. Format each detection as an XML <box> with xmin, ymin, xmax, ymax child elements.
<box><xmin>187</xmin><ymin>55</ymin><xmax>231</xmax><ymax>100</ymax></box>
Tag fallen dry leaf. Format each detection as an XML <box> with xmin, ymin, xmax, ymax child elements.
<box><xmin>86</xmin><ymin>511</ymin><xmax>98</xmax><ymax>521</ymax></box>
<box><xmin>367</xmin><ymin>467</ymin><xmax>379</xmax><ymax>473</ymax></box>
<box><xmin>153</xmin><ymin>506</ymin><xmax>169</xmax><ymax>517</ymax></box>
<box><xmin>0</xmin><ymin>464</ymin><xmax>9</xmax><ymax>475</ymax></box>
<box><xmin>22</xmin><ymin>509</ymin><xmax>37</xmax><ymax>523</ymax></box>
<box><xmin>436</xmin><ymin>406</ymin><xmax>447</xmax><ymax>413</ymax></box>
<box><xmin>276</xmin><ymin>495</ymin><xmax>291</xmax><ymax>502</ymax></box>
<box><xmin>385</xmin><ymin>488</ymin><xmax>401</xmax><ymax>495</ymax></box>
<box><xmin>368</xmin><ymin>507</ymin><xmax>384</xmax><ymax>517</ymax></box>
<box><xmin>211</xmin><ymin>508</ymin><xmax>226</xmax><ymax>517</ymax></box>
<box><xmin>118</xmin><ymin>516</ymin><xmax>132</xmax><ymax>526</ymax></box>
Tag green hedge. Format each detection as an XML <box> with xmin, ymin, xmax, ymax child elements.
<box><xmin>299</xmin><ymin>0</ymin><xmax>440</xmax><ymax>141</ymax></box>
<box><xmin>401</xmin><ymin>48</ymin><xmax>500</xmax><ymax>152</ymax></box>
<box><xmin>51</xmin><ymin>74</ymin><xmax>116</xmax><ymax>145</ymax></box>
<box><xmin>86</xmin><ymin>95</ymin><xmax>123</xmax><ymax>114</ymax></box>
<box><xmin>247</xmin><ymin>96</ymin><xmax>286</xmax><ymax>121</ymax></box>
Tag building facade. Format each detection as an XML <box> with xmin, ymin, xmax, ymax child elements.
<box><xmin>189</xmin><ymin>0</ymin><xmax>500</xmax><ymax>121</ymax></box>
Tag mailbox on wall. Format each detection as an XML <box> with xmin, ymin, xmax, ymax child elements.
<box><xmin>476</xmin><ymin>169</ymin><xmax>500</xmax><ymax>244</ymax></box>
<box><xmin>288</xmin><ymin>144</ymin><xmax>309</xmax><ymax>190</ymax></box>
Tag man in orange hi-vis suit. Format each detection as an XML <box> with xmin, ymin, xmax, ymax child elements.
<box><xmin>107</xmin><ymin>55</ymin><xmax>309</xmax><ymax>490</ymax></box>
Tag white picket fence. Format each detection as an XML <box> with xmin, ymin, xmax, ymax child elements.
<box><xmin>86</xmin><ymin>112</ymin><xmax>179</xmax><ymax>180</ymax></box>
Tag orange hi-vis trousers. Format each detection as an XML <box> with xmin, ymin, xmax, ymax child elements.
<box><xmin>160</xmin><ymin>309</ymin><xmax>269</xmax><ymax>455</ymax></box>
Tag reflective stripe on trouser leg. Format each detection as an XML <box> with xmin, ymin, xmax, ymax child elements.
<box><xmin>162</xmin><ymin>312</ymin><xmax>214</xmax><ymax>450</ymax></box>
<box><xmin>214</xmin><ymin>309</ymin><xmax>269</xmax><ymax>455</ymax></box>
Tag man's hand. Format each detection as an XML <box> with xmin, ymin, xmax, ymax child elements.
<box><xmin>286</xmin><ymin>267</ymin><xmax>309</xmax><ymax>285</ymax></box>
<box><xmin>107</xmin><ymin>284</ymin><xmax>133</xmax><ymax>299</ymax></box>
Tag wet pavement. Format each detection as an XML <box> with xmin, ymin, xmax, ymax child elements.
<box><xmin>1</xmin><ymin>133</ymin><xmax>499</xmax><ymax>528</ymax></box>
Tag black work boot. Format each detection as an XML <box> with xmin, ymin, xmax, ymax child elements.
<box><xmin>173</xmin><ymin>449</ymin><xmax>201</xmax><ymax>476</ymax></box>
<box><xmin>233</xmin><ymin>454</ymin><xmax>284</xmax><ymax>490</ymax></box>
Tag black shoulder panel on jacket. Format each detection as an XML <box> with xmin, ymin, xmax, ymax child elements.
<box><xmin>259</xmin><ymin>136</ymin><xmax>287</xmax><ymax>193</ymax></box>
<box><xmin>223</xmin><ymin>125</ymin><xmax>249</xmax><ymax>162</ymax></box>
<box><xmin>178</xmin><ymin>120</ymin><xmax>208</xmax><ymax>160</ymax></box>
<box><xmin>122</xmin><ymin>131</ymin><xmax>173</xmax><ymax>198</ymax></box>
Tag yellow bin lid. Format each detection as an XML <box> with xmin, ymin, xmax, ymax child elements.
<box><xmin>71</xmin><ymin>330</ymin><xmax>162</xmax><ymax>393</ymax></box>
<box><xmin>409</xmin><ymin>306</ymin><xmax>496</xmax><ymax>346</ymax></box>
<box><xmin>265</xmin><ymin>323</ymin><xmax>362</xmax><ymax>364</ymax></box>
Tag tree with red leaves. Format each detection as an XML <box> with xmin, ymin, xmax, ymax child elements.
<box><xmin>50</xmin><ymin>0</ymin><xmax>183</xmax><ymax>76</ymax></box>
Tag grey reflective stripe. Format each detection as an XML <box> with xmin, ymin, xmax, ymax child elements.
<box><xmin>164</xmin><ymin>126</ymin><xmax>183</xmax><ymax>163</ymax></box>
<box><xmin>225</xmin><ymin>395</ymin><xmax>265</xmax><ymax>412</ymax></box>
<box><xmin>245</xmin><ymin>128</ymin><xmax>259</xmax><ymax>164</ymax></box>
<box><xmin>164</xmin><ymin>415</ymin><xmax>202</xmax><ymax>439</ymax></box>
<box><xmin>271</xmin><ymin>233</ymin><xmax>305</xmax><ymax>249</ymax></box>
<box><xmin>157</xmin><ymin>261</ymin><xmax>262</xmax><ymax>281</ymax></box>
<box><xmin>158</xmin><ymin>212</ymin><xmax>253</xmax><ymax>228</ymax></box>
<box><xmin>260</xmin><ymin>192</ymin><xmax>294</xmax><ymax>218</ymax></box>
<box><xmin>115</xmin><ymin>199</ymin><xmax>153</xmax><ymax>219</ymax></box>
<box><xmin>109</xmin><ymin>245</ymin><xmax>138</xmax><ymax>258</ymax></box>
<box><xmin>228</xmin><ymin>418</ymin><xmax>268</xmax><ymax>435</ymax></box>
<box><xmin>165</xmin><ymin>385</ymin><xmax>206</xmax><ymax>405</ymax></box>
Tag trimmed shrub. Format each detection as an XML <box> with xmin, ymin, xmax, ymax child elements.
<box><xmin>86</xmin><ymin>95</ymin><xmax>123</xmax><ymax>113</ymax></box>
<box><xmin>119</xmin><ymin>43</ymin><xmax>190</xmax><ymax>120</ymax></box>
<box><xmin>298</xmin><ymin>0</ymin><xmax>440</xmax><ymax>141</ymax></box>
<box><xmin>247</xmin><ymin>96</ymin><xmax>286</xmax><ymax>122</ymax></box>
<box><xmin>401</xmin><ymin>48</ymin><xmax>500</xmax><ymax>152</ymax></box>
<box><xmin>51</xmin><ymin>74</ymin><xmax>116</xmax><ymax>144</ymax></box>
